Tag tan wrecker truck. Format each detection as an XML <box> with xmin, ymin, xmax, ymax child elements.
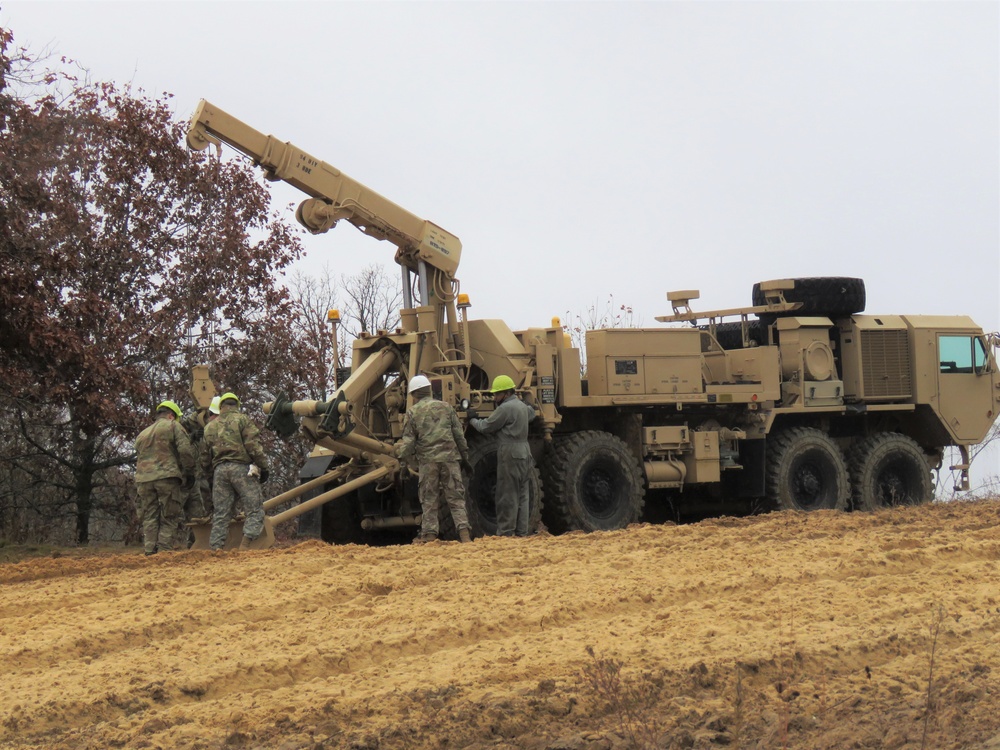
<box><xmin>186</xmin><ymin>100</ymin><xmax>1000</xmax><ymax>548</ymax></box>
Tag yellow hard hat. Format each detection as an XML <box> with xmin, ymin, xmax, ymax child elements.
<box><xmin>157</xmin><ymin>400</ymin><xmax>182</xmax><ymax>418</ymax></box>
<box><xmin>220</xmin><ymin>392</ymin><xmax>240</xmax><ymax>407</ymax></box>
<box><xmin>208</xmin><ymin>396</ymin><xmax>222</xmax><ymax>415</ymax></box>
<box><xmin>490</xmin><ymin>375</ymin><xmax>516</xmax><ymax>393</ymax></box>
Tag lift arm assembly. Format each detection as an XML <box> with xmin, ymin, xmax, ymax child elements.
<box><xmin>187</xmin><ymin>100</ymin><xmax>462</xmax><ymax>278</ymax></box>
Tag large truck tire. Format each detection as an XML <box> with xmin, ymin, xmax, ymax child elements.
<box><xmin>848</xmin><ymin>433</ymin><xmax>933</xmax><ymax>511</ymax></box>
<box><xmin>753</xmin><ymin>277</ymin><xmax>866</xmax><ymax>321</ymax></box>
<box><xmin>320</xmin><ymin>490</ymin><xmax>368</xmax><ymax>545</ymax></box>
<box><xmin>301</xmin><ymin>455</ymin><xmax>366</xmax><ymax>545</ymax></box>
<box><xmin>541</xmin><ymin>430</ymin><xmax>645</xmax><ymax>533</ymax></box>
<box><xmin>463</xmin><ymin>436</ymin><xmax>542</xmax><ymax>538</ymax></box>
<box><xmin>702</xmin><ymin>320</ymin><xmax>767</xmax><ymax>350</ymax></box>
<box><xmin>766</xmin><ymin>427</ymin><xmax>850</xmax><ymax>512</ymax></box>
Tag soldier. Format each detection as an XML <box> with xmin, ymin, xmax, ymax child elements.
<box><xmin>396</xmin><ymin>375</ymin><xmax>473</xmax><ymax>544</ymax></box>
<box><xmin>176</xmin><ymin>396</ymin><xmax>221</xmax><ymax>546</ymax></box>
<box><xmin>200</xmin><ymin>396</ymin><xmax>221</xmax><ymax>518</ymax></box>
<box><xmin>467</xmin><ymin>375</ymin><xmax>536</xmax><ymax>537</ymax></box>
<box><xmin>202</xmin><ymin>392</ymin><xmax>269</xmax><ymax>550</ymax></box>
<box><xmin>134</xmin><ymin>400</ymin><xmax>196</xmax><ymax>555</ymax></box>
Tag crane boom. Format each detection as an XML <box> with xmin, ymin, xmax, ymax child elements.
<box><xmin>186</xmin><ymin>99</ymin><xmax>462</xmax><ymax>277</ymax></box>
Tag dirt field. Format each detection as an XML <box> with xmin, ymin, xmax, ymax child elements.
<box><xmin>2</xmin><ymin>500</ymin><xmax>999</xmax><ymax>750</ymax></box>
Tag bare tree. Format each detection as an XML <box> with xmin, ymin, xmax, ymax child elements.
<box><xmin>287</xmin><ymin>266</ymin><xmax>342</xmax><ymax>401</ymax></box>
<box><xmin>340</xmin><ymin>263</ymin><xmax>403</xmax><ymax>340</ymax></box>
<box><xmin>938</xmin><ymin>420</ymin><xmax>1000</xmax><ymax>500</ymax></box>
<box><xmin>286</xmin><ymin>263</ymin><xmax>403</xmax><ymax>400</ymax></box>
<box><xmin>562</xmin><ymin>295</ymin><xmax>642</xmax><ymax>376</ymax></box>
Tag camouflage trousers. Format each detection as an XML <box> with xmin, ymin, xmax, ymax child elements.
<box><xmin>418</xmin><ymin>461</ymin><xmax>470</xmax><ymax>536</ymax></box>
<box><xmin>136</xmin><ymin>478</ymin><xmax>183</xmax><ymax>553</ymax></box>
<box><xmin>209</xmin><ymin>461</ymin><xmax>265</xmax><ymax>550</ymax></box>
<box><xmin>495</xmin><ymin>450</ymin><xmax>532</xmax><ymax>537</ymax></box>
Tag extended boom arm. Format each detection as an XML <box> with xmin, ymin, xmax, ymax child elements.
<box><xmin>186</xmin><ymin>100</ymin><xmax>462</xmax><ymax>278</ymax></box>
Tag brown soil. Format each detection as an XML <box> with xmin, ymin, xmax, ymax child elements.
<box><xmin>2</xmin><ymin>501</ymin><xmax>1000</xmax><ymax>750</ymax></box>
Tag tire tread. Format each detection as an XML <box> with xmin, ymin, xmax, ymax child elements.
<box><xmin>765</xmin><ymin>426</ymin><xmax>849</xmax><ymax>512</ymax></box>
<box><xmin>847</xmin><ymin>432</ymin><xmax>932</xmax><ymax>511</ymax></box>
<box><xmin>541</xmin><ymin>430</ymin><xmax>645</xmax><ymax>532</ymax></box>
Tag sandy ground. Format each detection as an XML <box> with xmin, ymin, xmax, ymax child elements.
<box><xmin>2</xmin><ymin>501</ymin><xmax>1000</xmax><ymax>750</ymax></box>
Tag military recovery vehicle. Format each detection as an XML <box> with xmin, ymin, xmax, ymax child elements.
<box><xmin>186</xmin><ymin>101</ymin><xmax>1000</xmax><ymax>548</ymax></box>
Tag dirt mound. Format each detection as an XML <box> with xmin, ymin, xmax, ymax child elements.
<box><xmin>2</xmin><ymin>501</ymin><xmax>1000</xmax><ymax>750</ymax></box>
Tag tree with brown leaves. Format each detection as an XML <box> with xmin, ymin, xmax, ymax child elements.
<box><xmin>0</xmin><ymin>26</ymin><xmax>308</xmax><ymax>544</ymax></box>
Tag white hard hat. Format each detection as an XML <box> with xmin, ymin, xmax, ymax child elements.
<box><xmin>208</xmin><ymin>396</ymin><xmax>221</xmax><ymax>415</ymax></box>
<box><xmin>408</xmin><ymin>375</ymin><xmax>432</xmax><ymax>393</ymax></box>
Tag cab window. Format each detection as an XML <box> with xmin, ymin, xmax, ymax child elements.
<box><xmin>939</xmin><ymin>335</ymin><xmax>988</xmax><ymax>374</ymax></box>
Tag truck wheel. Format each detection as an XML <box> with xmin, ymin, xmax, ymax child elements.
<box><xmin>766</xmin><ymin>427</ymin><xmax>849</xmax><ymax>512</ymax></box>
<box><xmin>753</xmin><ymin>277</ymin><xmax>866</xmax><ymax>320</ymax></box>
<box><xmin>542</xmin><ymin>431</ymin><xmax>645</xmax><ymax>533</ymax></box>
<box><xmin>320</xmin><ymin>490</ymin><xmax>367</xmax><ymax>545</ymax></box>
<box><xmin>463</xmin><ymin>436</ymin><xmax>542</xmax><ymax>538</ymax></box>
<box><xmin>848</xmin><ymin>433</ymin><xmax>933</xmax><ymax>511</ymax></box>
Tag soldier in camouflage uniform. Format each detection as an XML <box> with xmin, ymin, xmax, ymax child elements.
<box><xmin>202</xmin><ymin>392</ymin><xmax>269</xmax><ymax>550</ymax></box>
<box><xmin>467</xmin><ymin>375</ymin><xmax>536</xmax><ymax>537</ymax></box>
<box><xmin>176</xmin><ymin>397</ymin><xmax>221</xmax><ymax>546</ymax></box>
<box><xmin>134</xmin><ymin>400</ymin><xmax>196</xmax><ymax>555</ymax></box>
<box><xmin>396</xmin><ymin>375</ymin><xmax>473</xmax><ymax>544</ymax></box>
<box><xmin>199</xmin><ymin>396</ymin><xmax>221</xmax><ymax>517</ymax></box>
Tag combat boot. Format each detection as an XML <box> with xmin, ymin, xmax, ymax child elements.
<box><xmin>412</xmin><ymin>532</ymin><xmax>437</xmax><ymax>544</ymax></box>
<box><xmin>458</xmin><ymin>527</ymin><xmax>472</xmax><ymax>543</ymax></box>
<box><xmin>239</xmin><ymin>535</ymin><xmax>253</xmax><ymax>550</ymax></box>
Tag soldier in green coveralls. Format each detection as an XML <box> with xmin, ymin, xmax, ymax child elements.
<box><xmin>396</xmin><ymin>375</ymin><xmax>473</xmax><ymax>544</ymax></box>
<box><xmin>467</xmin><ymin>375</ymin><xmax>536</xmax><ymax>537</ymax></box>
<box><xmin>202</xmin><ymin>392</ymin><xmax>269</xmax><ymax>550</ymax></box>
<box><xmin>134</xmin><ymin>400</ymin><xmax>196</xmax><ymax>555</ymax></box>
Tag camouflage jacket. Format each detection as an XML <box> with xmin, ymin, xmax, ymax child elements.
<box><xmin>202</xmin><ymin>407</ymin><xmax>268</xmax><ymax>472</ymax></box>
<box><xmin>134</xmin><ymin>417</ymin><xmax>196</xmax><ymax>483</ymax></box>
<box><xmin>180</xmin><ymin>412</ymin><xmax>205</xmax><ymax>442</ymax></box>
<box><xmin>180</xmin><ymin>412</ymin><xmax>207</xmax><ymax>478</ymax></box>
<box><xmin>396</xmin><ymin>397</ymin><xmax>469</xmax><ymax>465</ymax></box>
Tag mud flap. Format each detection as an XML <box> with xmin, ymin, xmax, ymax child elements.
<box><xmin>188</xmin><ymin>517</ymin><xmax>276</xmax><ymax>550</ymax></box>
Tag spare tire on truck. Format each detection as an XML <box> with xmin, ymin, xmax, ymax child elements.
<box><xmin>753</xmin><ymin>277</ymin><xmax>866</xmax><ymax>322</ymax></box>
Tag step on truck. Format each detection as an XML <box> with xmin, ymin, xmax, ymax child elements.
<box><xmin>185</xmin><ymin>101</ymin><xmax>1000</xmax><ymax>547</ymax></box>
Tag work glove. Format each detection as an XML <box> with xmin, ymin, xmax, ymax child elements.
<box><xmin>460</xmin><ymin>457</ymin><xmax>473</xmax><ymax>476</ymax></box>
<box><xmin>247</xmin><ymin>464</ymin><xmax>260</xmax><ymax>479</ymax></box>
<box><xmin>183</xmin><ymin>474</ymin><xmax>196</xmax><ymax>490</ymax></box>
<box><xmin>258</xmin><ymin>468</ymin><xmax>270</xmax><ymax>484</ymax></box>
<box><xmin>465</xmin><ymin>407</ymin><xmax>478</xmax><ymax>423</ymax></box>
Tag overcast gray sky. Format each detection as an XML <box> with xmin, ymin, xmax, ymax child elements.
<box><xmin>4</xmin><ymin>1</ymin><xmax>1000</xmax><ymax>482</ymax></box>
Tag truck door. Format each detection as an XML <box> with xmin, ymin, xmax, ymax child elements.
<box><xmin>937</xmin><ymin>334</ymin><xmax>994</xmax><ymax>441</ymax></box>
